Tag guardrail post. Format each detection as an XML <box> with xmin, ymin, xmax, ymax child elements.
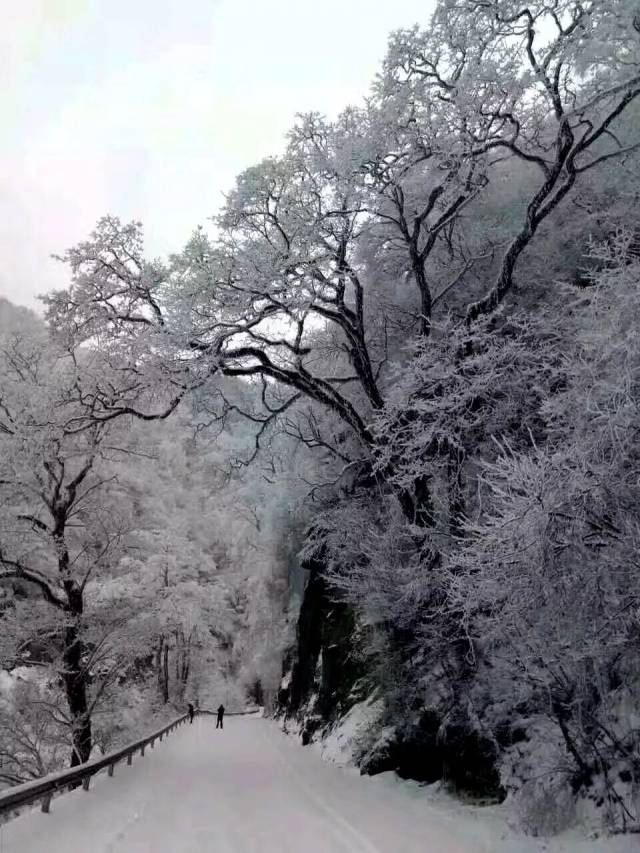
<box><xmin>0</xmin><ymin>711</ymin><xmax>190</xmax><ymax>821</ymax></box>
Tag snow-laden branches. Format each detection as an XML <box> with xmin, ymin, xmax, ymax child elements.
<box><xmin>43</xmin><ymin>3</ymin><xmax>639</xmax><ymax>476</ymax></box>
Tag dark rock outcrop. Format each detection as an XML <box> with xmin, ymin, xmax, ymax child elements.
<box><xmin>278</xmin><ymin>546</ymin><xmax>367</xmax><ymax>724</ymax></box>
<box><xmin>278</xmin><ymin>543</ymin><xmax>504</xmax><ymax>802</ymax></box>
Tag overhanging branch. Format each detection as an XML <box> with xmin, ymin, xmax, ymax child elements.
<box><xmin>0</xmin><ymin>555</ymin><xmax>66</xmax><ymax>610</ymax></box>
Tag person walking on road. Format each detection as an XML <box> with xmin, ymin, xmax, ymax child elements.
<box><xmin>188</xmin><ymin>702</ymin><xmax>195</xmax><ymax>724</ymax></box>
<box><xmin>216</xmin><ymin>704</ymin><xmax>225</xmax><ymax>729</ymax></box>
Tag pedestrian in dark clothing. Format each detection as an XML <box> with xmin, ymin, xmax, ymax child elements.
<box><xmin>188</xmin><ymin>703</ymin><xmax>195</xmax><ymax>724</ymax></box>
<box><xmin>216</xmin><ymin>704</ymin><xmax>225</xmax><ymax>729</ymax></box>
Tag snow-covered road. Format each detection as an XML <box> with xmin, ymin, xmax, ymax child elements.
<box><xmin>0</xmin><ymin>715</ymin><xmax>490</xmax><ymax>853</ymax></box>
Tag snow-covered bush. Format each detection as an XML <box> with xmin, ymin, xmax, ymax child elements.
<box><xmin>0</xmin><ymin>669</ymin><xmax>69</xmax><ymax>786</ymax></box>
<box><xmin>449</xmin><ymin>241</ymin><xmax>640</xmax><ymax>832</ymax></box>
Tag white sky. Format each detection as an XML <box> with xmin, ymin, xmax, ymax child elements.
<box><xmin>0</xmin><ymin>0</ymin><xmax>435</xmax><ymax>311</ymax></box>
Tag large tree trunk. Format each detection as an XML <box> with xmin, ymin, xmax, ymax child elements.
<box><xmin>175</xmin><ymin>630</ymin><xmax>180</xmax><ymax>683</ymax></box>
<box><xmin>155</xmin><ymin>635</ymin><xmax>170</xmax><ymax>703</ymax></box>
<box><xmin>410</xmin><ymin>246</ymin><xmax>432</xmax><ymax>339</ymax></box>
<box><xmin>176</xmin><ymin>630</ymin><xmax>191</xmax><ymax>700</ymax></box>
<box><xmin>62</xmin><ymin>583</ymin><xmax>91</xmax><ymax>767</ymax></box>
<box><xmin>55</xmin><ymin>503</ymin><xmax>92</xmax><ymax>769</ymax></box>
<box><xmin>155</xmin><ymin>638</ymin><xmax>163</xmax><ymax>693</ymax></box>
<box><xmin>174</xmin><ymin>629</ymin><xmax>188</xmax><ymax>702</ymax></box>
<box><xmin>162</xmin><ymin>642</ymin><xmax>170</xmax><ymax>703</ymax></box>
<box><xmin>184</xmin><ymin>632</ymin><xmax>192</xmax><ymax>687</ymax></box>
<box><xmin>156</xmin><ymin>635</ymin><xmax>170</xmax><ymax>702</ymax></box>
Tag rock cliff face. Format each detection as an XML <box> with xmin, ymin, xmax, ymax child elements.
<box><xmin>278</xmin><ymin>552</ymin><xmax>367</xmax><ymax>733</ymax></box>
<box><xmin>278</xmin><ymin>550</ymin><xmax>504</xmax><ymax>801</ymax></box>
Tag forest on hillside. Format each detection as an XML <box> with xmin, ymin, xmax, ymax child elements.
<box><xmin>1</xmin><ymin>0</ymin><xmax>640</xmax><ymax>839</ymax></box>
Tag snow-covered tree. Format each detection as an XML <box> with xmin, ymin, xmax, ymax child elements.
<box><xmin>0</xmin><ymin>319</ymin><xmax>132</xmax><ymax>765</ymax></box>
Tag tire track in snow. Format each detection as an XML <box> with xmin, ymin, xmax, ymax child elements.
<box><xmin>257</xmin><ymin>723</ymin><xmax>382</xmax><ymax>853</ymax></box>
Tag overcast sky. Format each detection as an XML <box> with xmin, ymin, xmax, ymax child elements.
<box><xmin>1</xmin><ymin>0</ymin><xmax>434</xmax><ymax>311</ymax></box>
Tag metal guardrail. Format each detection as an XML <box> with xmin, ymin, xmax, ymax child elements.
<box><xmin>198</xmin><ymin>707</ymin><xmax>261</xmax><ymax>717</ymax></box>
<box><xmin>0</xmin><ymin>707</ymin><xmax>262</xmax><ymax>820</ymax></box>
<box><xmin>0</xmin><ymin>711</ymin><xmax>190</xmax><ymax>818</ymax></box>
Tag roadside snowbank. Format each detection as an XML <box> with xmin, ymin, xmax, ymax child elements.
<box><xmin>293</xmin><ymin>699</ymin><xmax>639</xmax><ymax>853</ymax></box>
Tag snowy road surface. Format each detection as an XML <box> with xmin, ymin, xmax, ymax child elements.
<box><xmin>0</xmin><ymin>715</ymin><xmax>493</xmax><ymax>853</ymax></box>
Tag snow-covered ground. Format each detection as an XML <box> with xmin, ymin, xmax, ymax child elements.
<box><xmin>0</xmin><ymin>716</ymin><xmax>636</xmax><ymax>853</ymax></box>
<box><xmin>301</xmin><ymin>701</ymin><xmax>639</xmax><ymax>853</ymax></box>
